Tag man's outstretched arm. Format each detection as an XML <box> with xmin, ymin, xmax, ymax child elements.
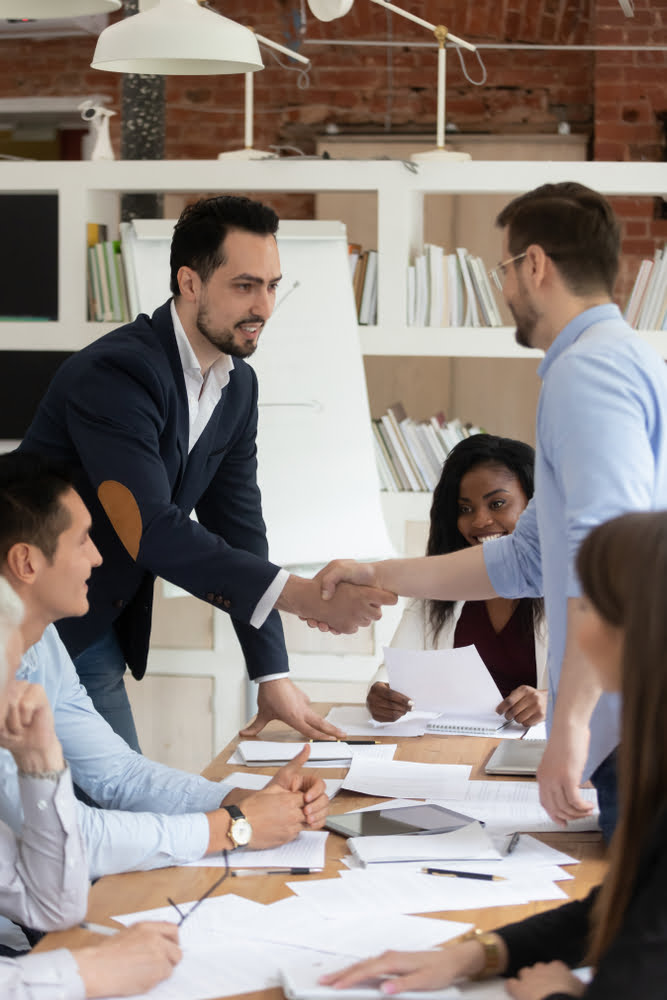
<box><xmin>314</xmin><ymin>545</ymin><xmax>496</xmax><ymax>604</ymax></box>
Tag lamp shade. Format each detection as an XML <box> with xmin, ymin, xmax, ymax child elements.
<box><xmin>0</xmin><ymin>0</ymin><xmax>120</xmax><ymax>12</ymax></box>
<box><xmin>91</xmin><ymin>0</ymin><xmax>264</xmax><ymax>75</ymax></box>
<box><xmin>306</xmin><ymin>0</ymin><xmax>354</xmax><ymax>20</ymax></box>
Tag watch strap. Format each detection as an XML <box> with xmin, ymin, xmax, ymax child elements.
<box><xmin>460</xmin><ymin>928</ymin><xmax>503</xmax><ymax>980</ymax></box>
<box><xmin>223</xmin><ymin>805</ymin><xmax>245</xmax><ymax>821</ymax></box>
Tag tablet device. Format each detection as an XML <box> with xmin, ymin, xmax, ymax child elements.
<box><xmin>484</xmin><ymin>739</ymin><xmax>548</xmax><ymax>776</ymax></box>
<box><xmin>324</xmin><ymin>803</ymin><xmax>479</xmax><ymax>838</ymax></box>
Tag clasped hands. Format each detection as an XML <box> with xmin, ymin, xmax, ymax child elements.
<box><xmin>218</xmin><ymin>745</ymin><xmax>329</xmax><ymax>851</ymax></box>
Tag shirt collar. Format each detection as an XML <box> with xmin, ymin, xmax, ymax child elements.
<box><xmin>170</xmin><ymin>299</ymin><xmax>234</xmax><ymax>390</ymax></box>
<box><xmin>537</xmin><ymin>303</ymin><xmax>623</xmax><ymax>379</ymax></box>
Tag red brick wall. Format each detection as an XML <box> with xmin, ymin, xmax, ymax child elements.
<box><xmin>0</xmin><ymin>1</ymin><xmax>664</xmax><ymax>304</ymax></box>
<box><xmin>592</xmin><ymin>0</ymin><xmax>667</xmax><ymax>299</ymax></box>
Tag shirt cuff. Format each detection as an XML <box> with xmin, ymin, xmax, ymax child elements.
<box><xmin>250</xmin><ymin>568</ymin><xmax>290</xmax><ymax>629</ymax></box>
<box><xmin>256</xmin><ymin>673</ymin><xmax>289</xmax><ymax>684</ymax></box>
<box><xmin>19</xmin><ymin>765</ymin><xmax>77</xmax><ymax>836</ymax></box>
<box><xmin>14</xmin><ymin>948</ymin><xmax>86</xmax><ymax>1000</ymax></box>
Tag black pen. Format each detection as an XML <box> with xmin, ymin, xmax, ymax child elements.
<box><xmin>506</xmin><ymin>832</ymin><xmax>521</xmax><ymax>854</ymax></box>
<box><xmin>231</xmin><ymin>867</ymin><xmax>319</xmax><ymax>876</ymax></box>
<box><xmin>421</xmin><ymin>867</ymin><xmax>506</xmax><ymax>882</ymax></box>
<box><xmin>309</xmin><ymin>740</ymin><xmax>380</xmax><ymax>745</ymax></box>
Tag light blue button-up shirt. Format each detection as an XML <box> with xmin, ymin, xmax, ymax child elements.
<box><xmin>0</xmin><ymin>625</ymin><xmax>234</xmax><ymax>880</ymax></box>
<box><xmin>484</xmin><ymin>304</ymin><xmax>667</xmax><ymax>777</ymax></box>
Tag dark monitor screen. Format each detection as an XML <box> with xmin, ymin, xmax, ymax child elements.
<box><xmin>0</xmin><ymin>194</ymin><xmax>58</xmax><ymax>321</ymax></box>
<box><xmin>0</xmin><ymin>351</ymin><xmax>72</xmax><ymax>440</ymax></box>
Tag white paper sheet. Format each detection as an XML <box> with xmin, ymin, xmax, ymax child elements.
<box><xmin>287</xmin><ymin>867</ymin><xmax>567</xmax><ymax>917</ymax></box>
<box><xmin>384</xmin><ymin>645</ymin><xmax>502</xmax><ymax>714</ymax></box>
<box><xmin>326</xmin><ymin>705</ymin><xmax>437</xmax><ymax>738</ymax></box>
<box><xmin>433</xmin><ymin>781</ymin><xmax>599</xmax><ymax>834</ymax></box>
<box><xmin>225</xmin><ymin>770</ymin><xmax>343</xmax><ymax>799</ymax></box>
<box><xmin>182</xmin><ymin>830</ymin><xmax>328</xmax><ymax>870</ymax></box>
<box><xmin>342</xmin><ymin>758</ymin><xmax>471</xmax><ymax>800</ymax></box>
<box><xmin>253</xmin><ymin>908</ymin><xmax>471</xmax><ymax>957</ymax></box>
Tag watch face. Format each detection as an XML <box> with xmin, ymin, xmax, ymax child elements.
<box><xmin>230</xmin><ymin>817</ymin><xmax>252</xmax><ymax>847</ymax></box>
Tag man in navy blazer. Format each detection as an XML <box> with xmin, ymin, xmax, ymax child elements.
<box><xmin>21</xmin><ymin>195</ymin><xmax>394</xmax><ymax>750</ymax></box>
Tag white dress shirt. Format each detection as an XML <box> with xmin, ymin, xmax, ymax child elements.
<box><xmin>170</xmin><ymin>302</ymin><xmax>288</xmax><ymax>665</ymax></box>
<box><xmin>0</xmin><ymin>767</ymin><xmax>88</xmax><ymax>998</ymax></box>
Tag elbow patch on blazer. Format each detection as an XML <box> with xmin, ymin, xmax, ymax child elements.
<box><xmin>97</xmin><ymin>480</ymin><xmax>143</xmax><ymax>561</ymax></box>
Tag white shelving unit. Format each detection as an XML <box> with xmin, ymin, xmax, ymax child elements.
<box><xmin>1</xmin><ymin>157</ymin><xmax>665</xmax><ymax>759</ymax></box>
<box><xmin>1</xmin><ymin>158</ymin><xmax>665</xmax><ymax>355</ymax></box>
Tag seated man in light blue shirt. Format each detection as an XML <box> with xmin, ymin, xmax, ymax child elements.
<box><xmin>314</xmin><ymin>182</ymin><xmax>667</xmax><ymax>843</ymax></box>
<box><xmin>0</xmin><ymin>452</ymin><xmax>329</xmax><ymax>881</ymax></box>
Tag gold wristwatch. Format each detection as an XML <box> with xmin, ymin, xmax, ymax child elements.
<box><xmin>460</xmin><ymin>928</ymin><xmax>503</xmax><ymax>980</ymax></box>
<box><xmin>223</xmin><ymin>805</ymin><xmax>252</xmax><ymax>848</ymax></box>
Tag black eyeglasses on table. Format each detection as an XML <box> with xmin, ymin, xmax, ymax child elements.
<box><xmin>167</xmin><ymin>849</ymin><xmax>229</xmax><ymax>926</ymax></box>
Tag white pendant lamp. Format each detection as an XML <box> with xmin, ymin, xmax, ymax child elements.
<box><xmin>91</xmin><ymin>0</ymin><xmax>264</xmax><ymax>75</ymax></box>
<box><xmin>0</xmin><ymin>0</ymin><xmax>121</xmax><ymax>13</ymax></box>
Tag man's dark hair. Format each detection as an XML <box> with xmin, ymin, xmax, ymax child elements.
<box><xmin>169</xmin><ymin>194</ymin><xmax>279</xmax><ymax>295</ymax></box>
<box><xmin>495</xmin><ymin>182</ymin><xmax>620</xmax><ymax>296</ymax></box>
<box><xmin>0</xmin><ymin>452</ymin><xmax>74</xmax><ymax>563</ymax></box>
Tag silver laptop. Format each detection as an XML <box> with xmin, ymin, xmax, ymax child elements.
<box><xmin>484</xmin><ymin>739</ymin><xmax>547</xmax><ymax>776</ymax></box>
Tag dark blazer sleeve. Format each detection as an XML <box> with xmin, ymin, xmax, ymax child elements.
<box><xmin>496</xmin><ymin>890</ymin><xmax>596</xmax><ymax>976</ymax></box>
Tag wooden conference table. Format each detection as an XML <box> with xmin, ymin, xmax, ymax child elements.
<box><xmin>37</xmin><ymin>709</ymin><xmax>608</xmax><ymax>999</ymax></box>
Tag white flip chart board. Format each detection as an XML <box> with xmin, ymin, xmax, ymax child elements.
<box><xmin>122</xmin><ymin>217</ymin><xmax>393</xmax><ymax>568</ymax></box>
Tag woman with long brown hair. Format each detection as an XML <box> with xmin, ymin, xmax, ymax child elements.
<box><xmin>322</xmin><ymin>510</ymin><xmax>667</xmax><ymax>999</ymax></box>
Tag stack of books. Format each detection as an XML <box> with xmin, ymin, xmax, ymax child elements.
<box><xmin>372</xmin><ymin>402</ymin><xmax>483</xmax><ymax>492</ymax></box>
<box><xmin>407</xmin><ymin>245</ymin><xmax>503</xmax><ymax>328</ymax></box>
<box><xmin>86</xmin><ymin>223</ymin><xmax>132</xmax><ymax>324</ymax></box>
<box><xmin>624</xmin><ymin>244</ymin><xmax>667</xmax><ymax>330</ymax></box>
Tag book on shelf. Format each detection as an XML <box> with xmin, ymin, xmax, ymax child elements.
<box><xmin>348</xmin><ymin>245</ymin><xmax>378</xmax><ymax>324</ymax></box>
<box><xmin>348</xmin><ymin>241</ymin><xmax>362</xmax><ymax>279</ymax></box>
<box><xmin>358</xmin><ymin>249</ymin><xmax>378</xmax><ymax>325</ymax></box>
<box><xmin>625</xmin><ymin>246</ymin><xmax>667</xmax><ymax>331</ymax></box>
<box><xmin>93</xmin><ymin>242</ymin><xmax>113</xmax><ymax>322</ymax></box>
<box><xmin>371</xmin><ymin>421</ymin><xmax>401</xmax><ymax>491</ymax></box>
<box><xmin>372</xmin><ymin>404</ymin><xmax>484</xmax><ymax>493</ymax></box>
<box><xmin>406</xmin><ymin>244</ymin><xmax>503</xmax><ymax>329</ymax></box>
<box><xmin>378</xmin><ymin>413</ymin><xmax>414</xmax><ymax>491</ymax></box>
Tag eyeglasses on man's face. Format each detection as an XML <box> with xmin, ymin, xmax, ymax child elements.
<box><xmin>489</xmin><ymin>252</ymin><xmax>527</xmax><ymax>291</ymax></box>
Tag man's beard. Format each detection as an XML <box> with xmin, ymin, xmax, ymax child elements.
<box><xmin>508</xmin><ymin>289</ymin><xmax>539</xmax><ymax>349</ymax></box>
<box><xmin>196</xmin><ymin>307</ymin><xmax>262</xmax><ymax>359</ymax></box>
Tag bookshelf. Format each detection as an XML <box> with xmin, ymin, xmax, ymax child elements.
<box><xmin>0</xmin><ymin>156</ymin><xmax>665</xmax><ymax>762</ymax></box>
<box><xmin>1</xmin><ymin>157</ymin><xmax>665</xmax><ymax>355</ymax></box>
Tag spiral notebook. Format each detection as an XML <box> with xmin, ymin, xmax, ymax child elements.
<box><xmin>425</xmin><ymin>713</ymin><xmax>527</xmax><ymax>738</ymax></box>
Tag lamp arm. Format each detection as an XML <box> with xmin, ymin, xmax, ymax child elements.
<box><xmin>367</xmin><ymin>0</ymin><xmax>476</xmax><ymax>51</ymax></box>
<box><xmin>244</xmin><ymin>71</ymin><xmax>253</xmax><ymax>149</ymax></box>
<box><xmin>254</xmin><ymin>31</ymin><xmax>310</xmax><ymax>65</ymax></box>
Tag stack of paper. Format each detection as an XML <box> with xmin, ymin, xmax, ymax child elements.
<box><xmin>347</xmin><ymin>822</ymin><xmax>500</xmax><ymax>865</ymax></box>
<box><xmin>229</xmin><ymin>741</ymin><xmax>397</xmax><ymax>767</ymax></box>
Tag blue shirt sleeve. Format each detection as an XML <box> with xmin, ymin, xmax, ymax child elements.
<box><xmin>15</xmin><ymin>628</ymin><xmax>234</xmax><ymax>879</ymax></box>
<box><xmin>541</xmin><ymin>346</ymin><xmax>660</xmax><ymax>595</ymax></box>
<box><xmin>483</xmin><ymin>497</ymin><xmax>544</xmax><ymax>600</ymax></box>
